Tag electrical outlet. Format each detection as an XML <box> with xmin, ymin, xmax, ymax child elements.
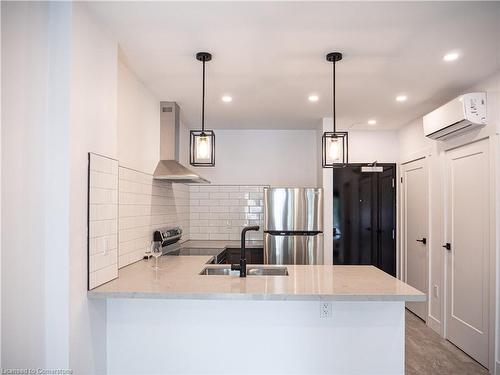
<box><xmin>433</xmin><ymin>285</ymin><xmax>439</xmax><ymax>298</ymax></box>
<box><xmin>319</xmin><ymin>302</ymin><xmax>332</xmax><ymax>319</ymax></box>
<box><xmin>102</xmin><ymin>237</ymin><xmax>108</xmax><ymax>256</ymax></box>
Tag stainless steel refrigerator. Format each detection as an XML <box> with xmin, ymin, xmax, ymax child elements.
<box><xmin>263</xmin><ymin>188</ymin><xmax>323</xmax><ymax>265</ymax></box>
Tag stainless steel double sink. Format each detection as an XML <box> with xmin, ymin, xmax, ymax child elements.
<box><xmin>199</xmin><ymin>266</ymin><xmax>289</xmax><ymax>276</ymax></box>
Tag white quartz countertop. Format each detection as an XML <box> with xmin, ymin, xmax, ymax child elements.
<box><xmin>179</xmin><ymin>239</ymin><xmax>263</xmax><ymax>249</ymax></box>
<box><xmin>88</xmin><ymin>255</ymin><xmax>426</xmax><ymax>302</ymax></box>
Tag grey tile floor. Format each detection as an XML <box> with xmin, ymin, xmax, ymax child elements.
<box><xmin>405</xmin><ymin>309</ymin><xmax>489</xmax><ymax>375</ymax></box>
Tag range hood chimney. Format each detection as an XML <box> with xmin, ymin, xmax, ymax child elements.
<box><xmin>153</xmin><ymin>101</ymin><xmax>210</xmax><ymax>183</ymax></box>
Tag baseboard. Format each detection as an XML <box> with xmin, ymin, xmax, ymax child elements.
<box><xmin>427</xmin><ymin>314</ymin><xmax>442</xmax><ymax>336</ymax></box>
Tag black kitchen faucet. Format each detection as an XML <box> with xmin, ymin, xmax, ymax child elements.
<box><xmin>231</xmin><ymin>225</ymin><xmax>260</xmax><ymax>277</ymax></box>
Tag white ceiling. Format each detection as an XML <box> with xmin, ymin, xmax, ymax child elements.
<box><xmin>88</xmin><ymin>1</ymin><xmax>500</xmax><ymax>130</ymax></box>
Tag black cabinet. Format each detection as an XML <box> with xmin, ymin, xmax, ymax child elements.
<box><xmin>225</xmin><ymin>247</ymin><xmax>264</xmax><ymax>264</ymax></box>
<box><xmin>250</xmin><ymin>247</ymin><xmax>264</xmax><ymax>264</ymax></box>
<box><xmin>225</xmin><ymin>248</ymin><xmax>239</xmax><ymax>264</ymax></box>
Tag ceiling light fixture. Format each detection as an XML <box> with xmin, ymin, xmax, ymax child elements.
<box><xmin>222</xmin><ymin>95</ymin><xmax>232</xmax><ymax>103</ymax></box>
<box><xmin>190</xmin><ymin>52</ymin><xmax>215</xmax><ymax>167</ymax></box>
<box><xmin>443</xmin><ymin>52</ymin><xmax>460</xmax><ymax>62</ymax></box>
<box><xmin>308</xmin><ymin>94</ymin><xmax>319</xmax><ymax>102</ymax></box>
<box><xmin>368</xmin><ymin>119</ymin><xmax>377</xmax><ymax>125</ymax></box>
<box><xmin>396</xmin><ymin>95</ymin><xmax>408</xmax><ymax>102</ymax></box>
<box><xmin>322</xmin><ymin>52</ymin><xmax>348</xmax><ymax>168</ymax></box>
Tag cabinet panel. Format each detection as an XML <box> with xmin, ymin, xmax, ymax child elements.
<box><xmin>225</xmin><ymin>248</ymin><xmax>264</xmax><ymax>264</ymax></box>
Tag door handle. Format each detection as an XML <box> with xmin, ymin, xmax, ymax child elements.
<box><xmin>416</xmin><ymin>238</ymin><xmax>427</xmax><ymax>245</ymax></box>
<box><xmin>442</xmin><ymin>243</ymin><xmax>451</xmax><ymax>251</ymax></box>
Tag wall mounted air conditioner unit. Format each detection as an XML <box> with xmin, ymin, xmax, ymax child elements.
<box><xmin>423</xmin><ymin>92</ymin><xmax>487</xmax><ymax>140</ymax></box>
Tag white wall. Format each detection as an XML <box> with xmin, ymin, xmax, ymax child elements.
<box><xmin>189</xmin><ymin>130</ymin><xmax>319</xmax><ymax>187</ymax></box>
<box><xmin>321</xmin><ymin>118</ymin><xmax>400</xmax><ymax>265</ymax></box>
<box><xmin>117</xmin><ymin>58</ymin><xmax>160</xmax><ymax>174</ymax></box>
<box><xmin>45</xmin><ymin>2</ymin><xmax>72</xmax><ymax>366</ymax></box>
<box><xmin>348</xmin><ymin>131</ymin><xmax>400</xmax><ymax>163</ymax></box>
<box><xmin>69</xmin><ymin>3</ymin><xmax>118</xmax><ymax>373</ymax></box>
<box><xmin>2</xmin><ymin>2</ymin><xmax>51</xmax><ymax>366</ymax></box>
<box><xmin>2</xmin><ymin>1</ymin><xmax>123</xmax><ymax>371</ymax></box>
<box><xmin>1</xmin><ymin>2</ymin><xmax>76</xmax><ymax>367</ymax></box>
<box><xmin>397</xmin><ymin>70</ymin><xmax>500</xmax><ymax>371</ymax></box>
<box><xmin>322</xmin><ymin>119</ymin><xmax>400</xmax><ymax>163</ymax></box>
<box><xmin>398</xmin><ymin>119</ymin><xmax>433</xmax><ymax>162</ymax></box>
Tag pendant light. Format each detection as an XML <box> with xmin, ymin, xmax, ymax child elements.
<box><xmin>322</xmin><ymin>52</ymin><xmax>348</xmax><ymax>168</ymax></box>
<box><xmin>190</xmin><ymin>52</ymin><xmax>215</xmax><ymax>167</ymax></box>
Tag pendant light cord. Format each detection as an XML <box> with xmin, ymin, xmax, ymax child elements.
<box><xmin>201</xmin><ymin>59</ymin><xmax>206</xmax><ymax>133</ymax></box>
<box><xmin>332</xmin><ymin>59</ymin><xmax>336</xmax><ymax>133</ymax></box>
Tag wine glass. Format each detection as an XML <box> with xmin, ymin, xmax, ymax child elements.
<box><xmin>144</xmin><ymin>241</ymin><xmax>153</xmax><ymax>261</ymax></box>
<box><xmin>151</xmin><ymin>241</ymin><xmax>163</xmax><ymax>270</ymax></box>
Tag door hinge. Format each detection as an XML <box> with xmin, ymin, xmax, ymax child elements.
<box><xmin>392</xmin><ymin>178</ymin><xmax>395</xmax><ymax>188</ymax></box>
<box><xmin>392</xmin><ymin>229</ymin><xmax>395</xmax><ymax>240</ymax></box>
<box><xmin>400</xmin><ymin>177</ymin><xmax>403</xmax><ymax>183</ymax></box>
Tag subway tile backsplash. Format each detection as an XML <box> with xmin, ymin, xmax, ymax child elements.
<box><xmin>89</xmin><ymin>163</ymin><xmax>269</xmax><ymax>285</ymax></box>
<box><xmin>189</xmin><ymin>185</ymin><xmax>268</xmax><ymax>241</ymax></box>
<box><xmin>88</xmin><ymin>153</ymin><xmax>119</xmax><ymax>289</ymax></box>
<box><xmin>118</xmin><ymin>167</ymin><xmax>190</xmax><ymax>268</ymax></box>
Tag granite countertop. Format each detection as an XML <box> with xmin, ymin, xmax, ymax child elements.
<box><xmin>88</xmin><ymin>255</ymin><xmax>426</xmax><ymax>302</ymax></box>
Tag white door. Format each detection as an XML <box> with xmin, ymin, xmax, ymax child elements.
<box><xmin>445</xmin><ymin>139</ymin><xmax>490</xmax><ymax>367</ymax></box>
<box><xmin>402</xmin><ymin>158</ymin><xmax>428</xmax><ymax>321</ymax></box>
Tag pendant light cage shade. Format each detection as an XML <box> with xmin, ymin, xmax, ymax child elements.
<box><xmin>190</xmin><ymin>130</ymin><xmax>215</xmax><ymax>167</ymax></box>
<box><xmin>322</xmin><ymin>131</ymin><xmax>348</xmax><ymax>167</ymax></box>
<box><xmin>190</xmin><ymin>51</ymin><xmax>215</xmax><ymax>167</ymax></box>
<box><xmin>322</xmin><ymin>51</ymin><xmax>349</xmax><ymax>168</ymax></box>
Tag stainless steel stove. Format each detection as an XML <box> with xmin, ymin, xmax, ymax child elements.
<box><xmin>165</xmin><ymin>247</ymin><xmax>227</xmax><ymax>264</ymax></box>
<box><xmin>153</xmin><ymin>226</ymin><xmax>182</xmax><ymax>247</ymax></box>
<box><xmin>153</xmin><ymin>226</ymin><xmax>227</xmax><ymax>264</ymax></box>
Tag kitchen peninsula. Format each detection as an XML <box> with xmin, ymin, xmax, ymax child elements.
<box><xmin>89</xmin><ymin>254</ymin><xmax>424</xmax><ymax>375</ymax></box>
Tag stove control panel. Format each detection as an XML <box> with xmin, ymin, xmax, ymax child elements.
<box><xmin>153</xmin><ymin>226</ymin><xmax>182</xmax><ymax>246</ymax></box>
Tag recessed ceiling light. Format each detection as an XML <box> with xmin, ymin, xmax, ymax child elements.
<box><xmin>308</xmin><ymin>95</ymin><xmax>319</xmax><ymax>102</ymax></box>
<box><xmin>443</xmin><ymin>52</ymin><xmax>460</xmax><ymax>62</ymax></box>
<box><xmin>221</xmin><ymin>95</ymin><xmax>232</xmax><ymax>103</ymax></box>
<box><xmin>396</xmin><ymin>95</ymin><xmax>408</xmax><ymax>102</ymax></box>
<box><xmin>367</xmin><ymin>119</ymin><xmax>377</xmax><ymax>125</ymax></box>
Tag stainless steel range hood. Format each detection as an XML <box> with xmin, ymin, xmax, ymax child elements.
<box><xmin>153</xmin><ymin>102</ymin><xmax>210</xmax><ymax>183</ymax></box>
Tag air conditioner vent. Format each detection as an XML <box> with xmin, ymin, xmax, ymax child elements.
<box><xmin>423</xmin><ymin>92</ymin><xmax>486</xmax><ymax>141</ymax></box>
